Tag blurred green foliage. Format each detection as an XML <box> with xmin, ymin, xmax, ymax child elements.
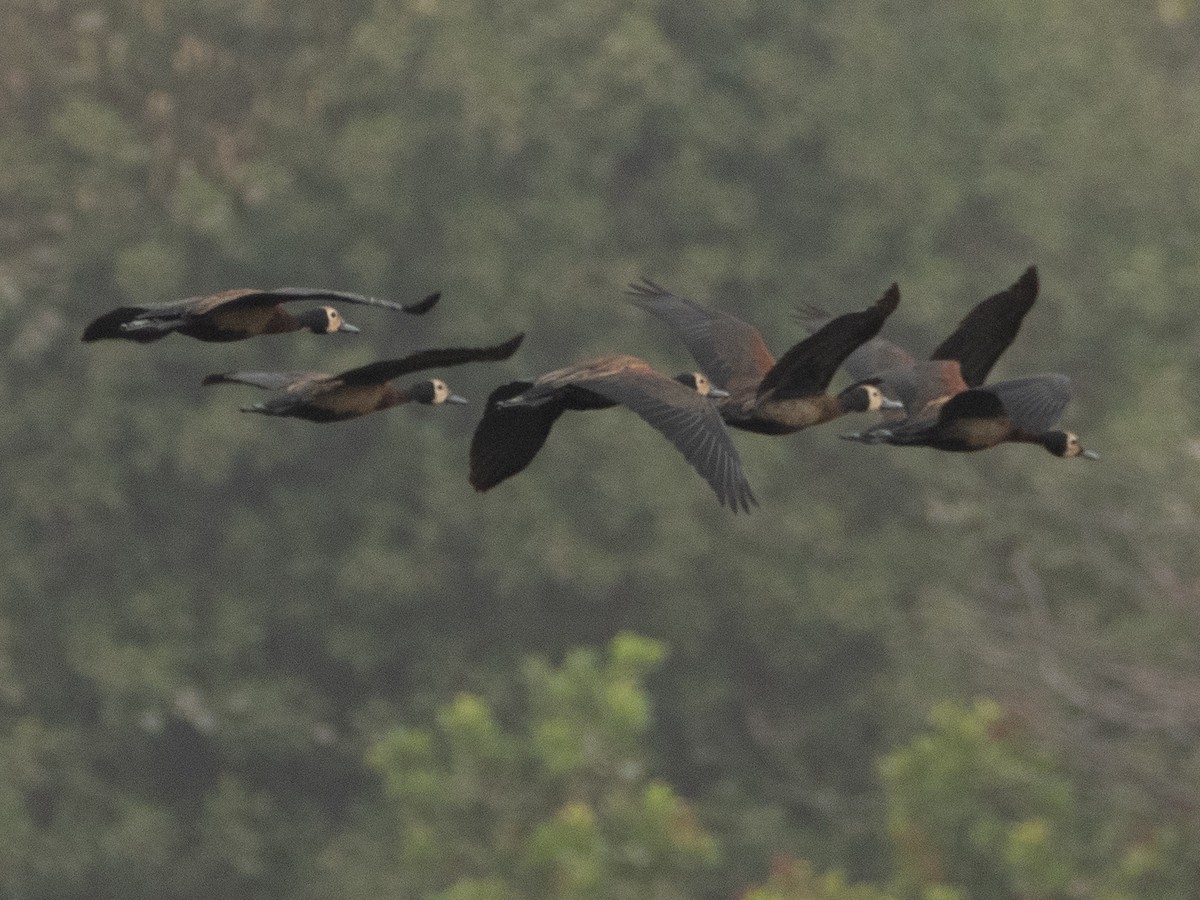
<box><xmin>309</xmin><ymin>634</ymin><xmax>717</xmax><ymax>898</ymax></box>
<box><xmin>2</xmin><ymin>0</ymin><xmax>1200</xmax><ymax>896</ymax></box>
<box><xmin>881</xmin><ymin>700</ymin><xmax>1194</xmax><ymax>900</ymax></box>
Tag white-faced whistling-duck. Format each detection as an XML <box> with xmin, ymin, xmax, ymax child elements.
<box><xmin>626</xmin><ymin>279</ymin><xmax>903</xmax><ymax>436</ymax></box>
<box><xmin>806</xmin><ymin>266</ymin><xmax>1040</xmax><ymax>441</ymax></box>
<box><xmin>468</xmin><ymin>354</ymin><xmax>757</xmax><ymax>513</ymax></box>
<box><xmin>864</xmin><ymin>374</ymin><xmax>1099</xmax><ymax>459</ymax></box>
<box><xmin>82</xmin><ymin>286</ymin><xmax>440</xmax><ymax>343</ymax></box>
<box><xmin>202</xmin><ymin>333</ymin><xmax>524</xmax><ymax>422</ymax></box>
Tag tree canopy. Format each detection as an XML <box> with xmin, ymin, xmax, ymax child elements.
<box><xmin>2</xmin><ymin>0</ymin><xmax>1199</xmax><ymax>896</ymax></box>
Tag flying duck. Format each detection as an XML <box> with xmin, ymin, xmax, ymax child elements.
<box><xmin>82</xmin><ymin>286</ymin><xmax>440</xmax><ymax>343</ymax></box>
<box><xmin>805</xmin><ymin>266</ymin><xmax>1039</xmax><ymax>439</ymax></box>
<box><xmin>203</xmin><ymin>333</ymin><xmax>524</xmax><ymax>422</ymax></box>
<box><xmin>627</xmin><ymin>279</ymin><xmax>903</xmax><ymax>435</ymax></box>
<box><xmin>863</xmin><ymin>373</ymin><xmax>1099</xmax><ymax>459</ymax></box>
<box><xmin>469</xmin><ymin>354</ymin><xmax>757</xmax><ymax>512</ymax></box>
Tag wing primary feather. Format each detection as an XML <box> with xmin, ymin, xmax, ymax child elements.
<box><xmin>334</xmin><ymin>333</ymin><xmax>524</xmax><ymax>387</ymax></box>
<box><xmin>268</xmin><ymin>287</ymin><xmax>443</xmax><ymax>315</ymax></box>
<box><xmin>929</xmin><ymin>266</ymin><xmax>1039</xmax><ymax>387</ymax></box>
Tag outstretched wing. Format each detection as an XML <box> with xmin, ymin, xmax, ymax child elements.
<box><xmin>976</xmin><ymin>373</ymin><xmax>1072</xmax><ymax>433</ymax></box>
<box><xmin>795</xmin><ymin>303</ymin><xmax>916</xmax><ymax>382</ymax></box>
<box><xmin>193</xmin><ymin>286</ymin><xmax>442</xmax><ymax>316</ymax></box>
<box><xmin>757</xmin><ymin>284</ymin><xmax>900</xmax><ymax>401</ymax></box>
<box><xmin>929</xmin><ymin>266</ymin><xmax>1038</xmax><ymax>387</ymax></box>
<box><xmin>201</xmin><ymin>371</ymin><xmax>329</xmax><ymax>392</ymax></box>
<box><xmin>82</xmin><ymin>305</ymin><xmax>168</xmax><ymax>342</ymax></box>
<box><xmin>584</xmin><ymin>370</ymin><xmax>758</xmax><ymax>513</ymax></box>
<box><xmin>332</xmin><ymin>333</ymin><xmax>525</xmax><ymax>387</ymax></box>
<box><xmin>469</xmin><ymin>381</ymin><xmax>566</xmax><ymax>491</ymax></box>
<box><xmin>627</xmin><ymin>278</ymin><xmax>775</xmax><ymax>397</ymax></box>
<box><xmin>83</xmin><ymin>286</ymin><xmax>440</xmax><ymax>341</ymax></box>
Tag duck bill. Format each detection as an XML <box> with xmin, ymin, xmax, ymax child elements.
<box><xmin>880</xmin><ymin>397</ymin><xmax>905</xmax><ymax>410</ymax></box>
<box><xmin>707</xmin><ymin>387</ymin><xmax>731</xmax><ymax>399</ymax></box>
<box><xmin>1081</xmin><ymin>449</ymin><xmax>1101</xmax><ymax>460</ymax></box>
<box><xmin>337</xmin><ymin>321</ymin><xmax>361</xmax><ymax>333</ymax></box>
<box><xmin>840</xmin><ymin>428</ymin><xmax>892</xmax><ymax>443</ymax></box>
<box><xmin>447</xmin><ymin>394</ymin><xmax>469</xmax><ymax>405</ymax></box>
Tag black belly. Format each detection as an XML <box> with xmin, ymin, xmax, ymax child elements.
<box><xmin>290</xmin><ymin>406</ymin><xmax>363</xmax><ymax>423</ymax></box>
<box><xmin>560</xmin><ymin>386</ymin><xmax>618</xmax><ymax>412</ymax></box>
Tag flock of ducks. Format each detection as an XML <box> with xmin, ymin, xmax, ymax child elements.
<box><xmin>81</xmin><ymin>265</ymin><xmax>1098</xmax><ymax>513</ymax></box>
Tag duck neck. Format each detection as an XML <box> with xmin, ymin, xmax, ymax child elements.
<box><xmin>378</xmin><ymin>385</ymin><xmax>413</xmax><ymax>409</ymax></box>
<box><xmin>261</xmin><ymin>305</ymin><xmax>310</xmax><ymax>334</ymax></box>
<box><xmin>1006</xmin><ymin>428</ymin><xmax>1048</xmax><ymax>448</ymax></box>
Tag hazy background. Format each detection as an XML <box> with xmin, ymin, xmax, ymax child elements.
<box><xmin>3</xmin><ymin>0</ymin><xmax>1200</xmax><ymax>896</ymax></box>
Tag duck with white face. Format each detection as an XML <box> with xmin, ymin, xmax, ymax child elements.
<box><xmin>302</xmin><ymin>305</ymin><xmax>360</xmax><ymax>335</ymax></box>
<box><xmin>852</xmin><ymin>374</ymin><xmax>1101</xmax><ymax>461</ymax></box>
<box><xmin>626</xmin><ymin>278</ymin><xmax>904</xmax><ymax>436</ymax></box>
<box><xmin>202</xmin><ymin>334</ymin><xmax>524</xmax><ymax>423</ymax></box>
<box><xmin>671</xmin><ymin>372</ymin><xmax>730</xmax><ymax>399</ymax></box>
<box><xmin>1043</xmin><ymin>430</ymin><xmax>1101</xmax><ymax>460</ymax></box>
<box><xmin>82</xmin><ymin>286</ymin><xmax>440</xmax><ymax>343</ymax></box>
<box><xmin>840</xmin><ymin>382</ymin><xmax>896</xmax><ymax>413</ymax></box>
<box><xmin>471</xmin><ymin>354</ymin><xmax>756</xmax><ymax>513</ymax></box>
<box><xmin>409</xmin><ymin>379</ymin><xmax>469</xmax><ymax>407</ymax></box>
<box><xmin>803</xmin><ymin>266</ymin><xmax>1041</xmax><ymax>443</ymax></box>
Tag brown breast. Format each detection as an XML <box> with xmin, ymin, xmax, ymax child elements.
<box><xmin>729</xmin><ymin>394</ymin><xmax>839</xmax><ymax>435</ymax></box>
<box><xmin>951</xmin><ymin>416</ymin><xmax>1014</xmax><ymax>449</ymax></box>
<box><xmin>301</xmin><ymin>383</ymin><xmax>399</xmax><ymax>418</ymax></box>
<box><xmin>204</xmin><ymin>304</ymin><xmax>293</xmax><ymax>336</ymax></box>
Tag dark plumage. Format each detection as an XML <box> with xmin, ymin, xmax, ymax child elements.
<box><xmin>862</xmin><ymin>374</ymin><xmax>1099</xmax><ymax>459</ymax></box>
<box><xmin>468</xmin><ymin>355</ymin><xmax>757</xmax><ymax>513</ymax></box>
<box><xmin>627</xmin><ymin>279</ymin><xmax>903</xmax><ymax>435</ymax></box>
<box><xmin>82</xmin><ymin>286</ymin><xmax>440</xmax><ymax>343</ymax></box>
<box><xmin>805</xmin><ymin>266</ymin><xmax>1040</xmax><ymax>438</ymax></box>
<box><xmin>203</xmin><ymin>333</ymin><xmax>524</xmax><ymax>422</ymax></box>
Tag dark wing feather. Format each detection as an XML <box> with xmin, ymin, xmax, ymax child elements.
<box><xmin>393</xmin><ymin>291</ymin><xmax>441</xmax><ymax>314</ymax></box>
<box><xmin>840</xmin><ymin>336</ymin><xmax>917</xmax><ymax>383</ymax></box>
<box><xmin>82</xmin><ymin>306</ymin><xmax>163</xmax><ymax>342</ymax></box>
<box><xmin>177</xmin><ymin>288</ymin><xmax>269</xmax><ymax>314</ymax></box>
<box><xmin>469</xmin><ymin>381</ymin><xmax>566</xmax><ymax>491</ymax></box>
<box><xmin>795</xmin><ymin>303</ymin><xmax>916</xmax><ymax>381</ymax></box>
<box><xmin>197</xmin><ymin>286</ymin><xmax>442</xmax><ymax>315</ymax></box>
<box><xmin>583</xmin><ymin>371</ymin><xmax>758</xmax><ymax>513</ymax></box>
<box><xmin>202</xmin><ymin>371</ymin><xmax>328</xmax><ymax>392</ymax></box>
<box><xmin>332</xmin><ymin>333</ymin><xmax>525</xmax><ymax>386</ymax></box>
<box><xmin>757</xmin><ymin>284</ymin><xmax>900</xmax><ymax>401</ymax></box>
<box><xmin>933</xmin><ymin>389</ymin><xmax>1007</xmax><ymax>424</ymax></box>
<box><xmin>929</xmin><ymin>266</ymin><xmax>1038</xmax><ymax>386</ymax></box>
<box><xmin>627</xmin><ymin>278</ymin><xmax>775</xmax><ymax>396</ymax></box>
<box><xmin>977</xmin><ymin>374</ymin><xmax>1072</xmax><ymax>433</ymax></box>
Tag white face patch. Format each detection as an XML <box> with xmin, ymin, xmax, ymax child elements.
<box><xmin>865</xmin><ymin>385</ymin><xmax>885</xmax><ymax>410</ymax></box>
<box><xmin>324</xmin><ymin>307</ymin><xmax>342</xmax><ymax>332</ymax></box>
<box><xmin>431</xmin><ymin>379</ymin><xmax>451</xmax><ymax>403</ymax></box>
<box><xmin>693</xmin><ymin>373</ymin><xmax>711</xmax><ymax>395</ymax></box>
